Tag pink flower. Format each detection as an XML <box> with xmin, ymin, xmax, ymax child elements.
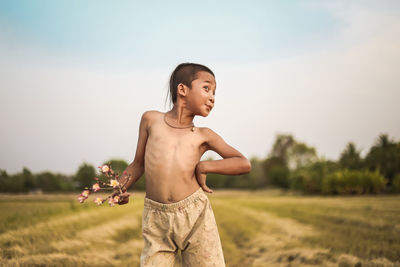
<box><xmin>92</xmin><ymin>183</ymin><xmax>100</xmax><ymax>192</ymax></box>
<box><xmin>78</xmin><ymin>196</ymin><xmax>86</xmax><ymax>203</ymax></box>
<box><xmin>81</xmin><ymin>190</ymin><xmax>90</xmax><ymax>198</ymax></box>
<box><xmin>94</xmin><ymin>197</ymin><xmax>103</xmax><ymax>206</ymax></box>
<box><xmin>108</xmin><ymin>197</ymin><xmax>116</xmax><ymax>207</ymax></box>
<box><xmin>110</xmin><ymin>179</ymin><xmax>119</xmax><ymax>188</ymax></box>
<box><xmin>100</xmin><ymin>165</ymin><xmax>110</xmax><ymax>173</ymax></box>
<box><xmin>79</xmin><ymin>162</ymin><xmax>130</xmax><ymax>207</ymax></box>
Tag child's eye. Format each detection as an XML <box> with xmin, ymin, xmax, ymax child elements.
<box><xmin>204</xmin><ymin>87</ymin><xmax>209</xmax><ymax>92</ymax></box>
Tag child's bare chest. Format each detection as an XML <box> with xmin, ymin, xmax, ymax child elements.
<box><xmin>146</xmin><ymin>124</ymin><xmax>206</xmax><ymax>160</ymax></box>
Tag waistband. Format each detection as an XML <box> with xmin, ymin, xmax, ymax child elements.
<box><xmin>144</xmin><ymin>187</ymin><xmax>205</xmax><ymax>212</ymax></box>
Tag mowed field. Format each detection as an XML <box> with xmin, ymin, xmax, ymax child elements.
<box><xmin>1</xmin><ymin>190</ymin><xmax>399</xmax><ymax>267</ymax></box>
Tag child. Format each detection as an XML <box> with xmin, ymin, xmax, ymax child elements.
<box><xmin>115</xmin><ymin>63</ymin><xmax>252</xmax><ymax>267</ymax></box>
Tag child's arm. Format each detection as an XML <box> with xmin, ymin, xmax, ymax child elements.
<box><xmin>196</xmin><ymin>128</ymin><xmax>252</xmax><ymax>193</ymax></box>
<box><xmin>114</xmin><ymin>111</ymin><xmax>151</xmax><ymax>204</ymax></box>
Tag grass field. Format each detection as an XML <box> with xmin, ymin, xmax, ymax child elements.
<box><xmin>1</xmin><ymin>190</ymin><xmax>399</xmax><ymax>267</ymax></box>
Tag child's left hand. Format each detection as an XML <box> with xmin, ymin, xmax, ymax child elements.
<box><xmin>195</xmin><ymin>162</ymin><xmax>213</xmax><ymax>193</ymax></box>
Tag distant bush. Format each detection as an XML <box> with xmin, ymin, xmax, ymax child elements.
<box><xmin>268</xmin><ymin>166</ymin><xmax>290</xmax><ymax>189</ymax></box>
<box><xmin>289</xmin><ymin>169</ymin><xmax>322</xmax><ymax>194</ymax></box>
<box><xmin>392</xmin><ymin>173</ymin><xmax>400</xmax><ymax>193</ymax></box>
<box><xmin>321</xmin><ymin>169</ymin><xmax>387</xmax><ymax>195</ymax></box>
<box><xmin>0</xmin><ymin>172</ymin><xmax>24</xmax><ymax>193</ymax></box>
<box><xmin>0</xmin><ymin>168</ymin><xmax>74</xmax><ymax>193</ymax></box>
<box><xmin>207</xmin><ymin>173</ymin><xmax>228</xmax><ymax>189</ymax></box>
<box><xmin>289</xmin><ymin>160</ymin><xmax>339</xmax><ymax>194</ymax></box>
<box><xmin>133</xmin><ymin>175</ymin><xmax>146</xmax><ymax>191</ymax></box>
<box><xmin>74</xmin><ymin>163</ymin><xmax>97</xmax><ymax>189</ymax></box>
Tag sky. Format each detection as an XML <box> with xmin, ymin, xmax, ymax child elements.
<box><xmin>0</xmin><ymin>0</ymin><xmax>399</xmax><ymax>175</ymax></box>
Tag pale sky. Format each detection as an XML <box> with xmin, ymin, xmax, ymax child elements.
<box><xmin>1</xmin><ymin>0</ymin><xmax>399</xmax><ymax>175</ymax></box>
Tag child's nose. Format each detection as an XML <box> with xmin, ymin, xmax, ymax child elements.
<box><xmin>209</xmin><ymin>95</ymin><xmax>215</xmax><ymax>103</ymax></box>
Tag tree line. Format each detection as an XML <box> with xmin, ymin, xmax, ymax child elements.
<box><xmin>1</xmin><ymin>133</ymin><xmax>399</xmax><ymax>195</ymax></box>
<box><xmin>209</xmin><ymin>133</ymin><xmax>400</xmax><ymax>195</ymax></box>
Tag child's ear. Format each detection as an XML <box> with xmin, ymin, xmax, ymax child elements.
<box><xmin>177</xmin><ymin>83</ymin><xmax>188</xmax><ymax>97</ymax></box>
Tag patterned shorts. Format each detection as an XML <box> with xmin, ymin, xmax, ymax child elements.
<box><xmin>140</xmin><ymin>187</ymin><xmax>226</xmax><ymax>267</ymax></box>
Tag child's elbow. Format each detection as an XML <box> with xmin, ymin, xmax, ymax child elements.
<box><xmin>242</xmin><ymin>159</ymin><xmax>252</xmax><ymax>174</ymax></box>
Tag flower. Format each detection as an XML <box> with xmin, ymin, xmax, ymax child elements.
<box><xmin>108</xmin><ymin>197</ymin><xmax>116</xmax><ymax>207</ymax></box>
<box><xmin>81</xmin><ymin>190</ymin><xmax>90</xmax><ymax>198</ymax></box>
<box><xmin>110</xmin><ymin>179</ymin><xmax>119</xmax><ymax>188</ymax></box>
<box><xmin>92</xmin><ymin>183</ymin><xmax>100</xmax><ymax>192</ymax></box>
<box><xmin>113</xmin><ymin>195</ymin><xmax>120</xmax><ymax>203</ymax></box>
<box><xmin>94</xmin><ymin>197</ymin><xmax>103</xmax><ymax>206</ymax></box>
<box><xmin>78</xmin><ymin>196</ymin><xmax>86</xmax><ymax>203</ymax></box>
<box><xmin>78</xmin><ymin>162</ymin><xmax>131</xmax><ymax>207</ymax></box>
<box><xmin>101</xmin><ymin>165</ymin><xmax>110</xmax><ymax>173</ymax></box>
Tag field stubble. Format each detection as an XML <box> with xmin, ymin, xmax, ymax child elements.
<box><xmin>1</xmin><ymin>190</ymin><xmax>399</xmax><ymax>267</ymax></box>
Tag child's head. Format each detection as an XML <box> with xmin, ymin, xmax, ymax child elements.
<box><xmin>166</xmin><ymin>63</ymin><xmax>215</xmax><ymax>109</ymax></box>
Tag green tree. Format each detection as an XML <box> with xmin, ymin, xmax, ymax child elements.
<box><xmin>287</xmin><ymin>142</ymin><xmax>318</xmax><ymax>171</ymax></box>
<box><xmin>264</xmin><ymin>134</ymin><xmax>317</xmax><ymax>188</ymax></box>
<box><xmin>201</xmin><ymin>156</ymin><xmax>227</xmax><ymax>189</ymax></box>
<box><xmin>246</xmin><ymin>157</ymin><xmax>267</xmax><ymax>189</ymax></box>
<box><xmin>0</xmin><ymin>171</ymin><xmax>24</xmax><ymax>192</ymax></box>
<box><xmin>74</xmin><ymin>162</ymin><xmax>96</xmax><ymax>189</ymax></box>
<box><xmin>339</xmin><ymin>142</ymin><xmax>362</xmax><ymax>170</ymax></box>
<box><xmin>0</xmin><ymin>169</ymin><xmax>9</xmax><ymax>192</ymax></box>
<box><xmin>269</xmin><ymin>134</ymin><xmax>295</xmax><ymax>162</ymax></box>
<box><xmin>263</xmin><ymin>134</ymin><xmax>294</xmax><ymax>188</ymax></box>
<box><xmin>207</xmin><ymin>173</ymin><xmax>227</xmax><ymax>188</ymax></box>
<box><xmin>364</xmin><ymin>134</ymin><xmax>400</xmax><ymax>185</ymax></box>
<box><xmin>393</xmin><ymin>173</ymin><xmax>400</xmax><ymax>193</ymax></box>
<box><xmin>268</xmin><ymin>165</ymin><xmax>290</xmax><ymax>188</ymax></box>
<box><xmin>22</xmin><ymin>167</ymin><xmax>36</xmax><ymax>192</ymax></box>
<box><xmin>36</xmin><ymin>172</ymin><xmax>62</xmax><ymax>192</ymax></box>
<box><xmin>133</xmin><ymin>176</ymin><xmax>146</xmax><ymax>191</ymax></box>
<box><xmin>290</xmin><ymin>159</ymin><xmax>339</xmax><ymax>194</ymax></box>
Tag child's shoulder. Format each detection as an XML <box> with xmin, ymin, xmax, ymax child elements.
<box><xmin>198</xmin><ymin>127</ymin><xmax>220</xmax><ymax>141</ymax></box>
<box><xmin>141</xmin><ymin>110</ymin><xmax>163</xmax><ymax>124</ymax></box>
<box><xmin>142</xmin><ymin>110</ymin><xmax>163</xmax><ymax>118</ymax></box>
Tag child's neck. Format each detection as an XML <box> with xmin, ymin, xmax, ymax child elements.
<box><xmin>167</xmin><ymin>105</ymin><xmax>194</xmax><ymax>126</ymax></box>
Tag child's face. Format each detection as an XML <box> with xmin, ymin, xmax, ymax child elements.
<box><xmin>186</xmin><ymin>71</ymin><xmax>216</xmax><ymax>117</ymax></box>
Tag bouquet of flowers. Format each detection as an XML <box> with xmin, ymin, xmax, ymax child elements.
<box><xmin>77</xmin><ymin>163</ymin><xmax>131</xmax><ymax>206</ymax></box>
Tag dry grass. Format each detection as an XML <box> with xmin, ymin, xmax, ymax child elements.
<box><xmin>1</xmin><ymin>190</ymin><xmax>399</xmax><ymax>266</ymax></box>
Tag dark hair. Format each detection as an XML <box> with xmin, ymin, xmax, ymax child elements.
<box><xmin>165</xmin><ymin>63</ymin><xmax>215</xmax><ymax>108</ymax></box>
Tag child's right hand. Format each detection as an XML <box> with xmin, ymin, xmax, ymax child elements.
<box><xmin>118</xmin><ymin>192</ymin><xmax>130</xmax><ymax>205</ymax></box>
<box><xmin>111</xmin><ymin>190</ymin><xmax>131</xmax><ymax>205</ymax></box>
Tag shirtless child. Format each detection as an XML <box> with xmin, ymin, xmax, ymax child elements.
<box><xmin>114</xmin><ymin>63</ymin><xmax>252</xmax><ymax>267</ymax></box>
